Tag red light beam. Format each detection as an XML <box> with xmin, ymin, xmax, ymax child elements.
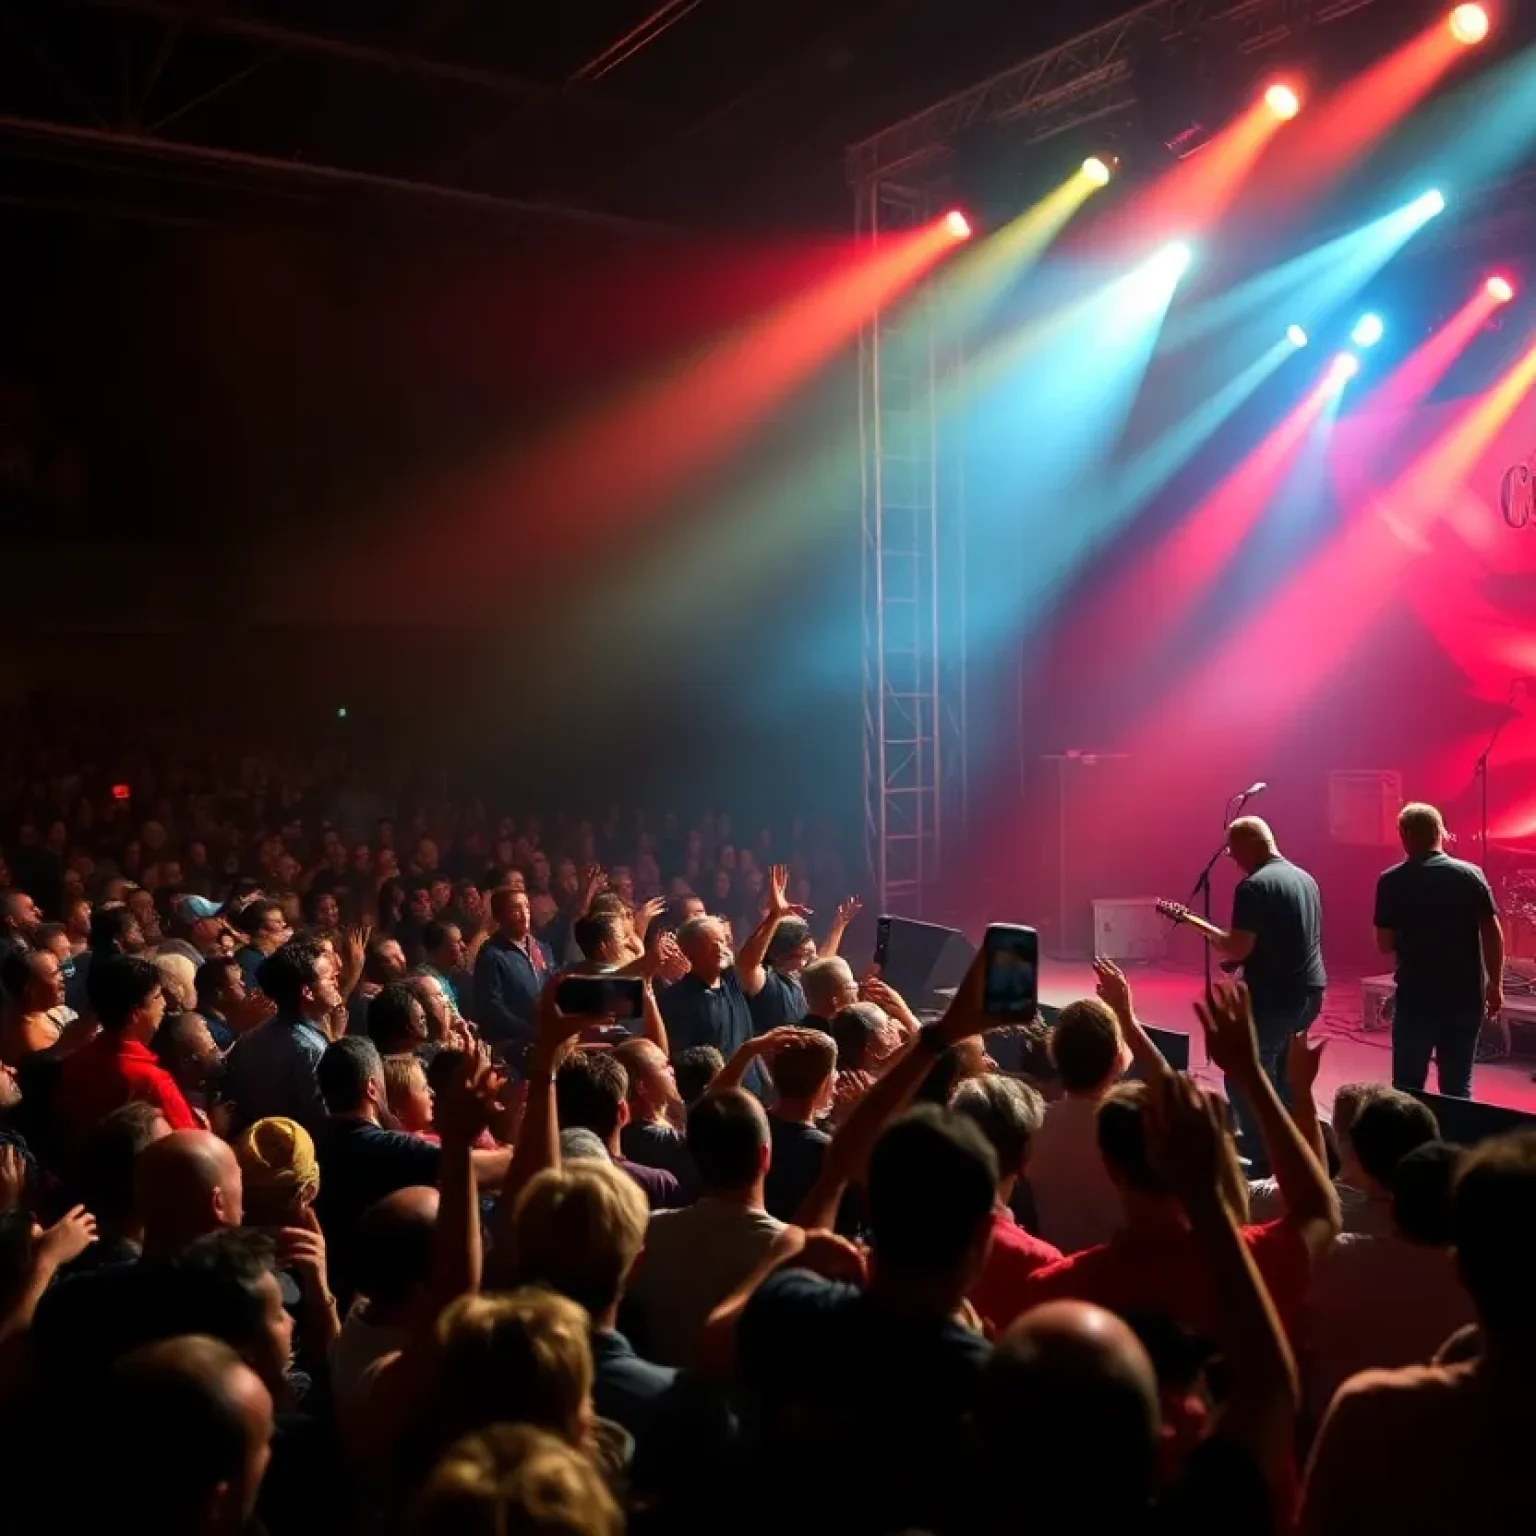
<box><xmin>1253</xmin><ymin>23</ymin><xmax>1469</xmax><ymax>219</ymax></box>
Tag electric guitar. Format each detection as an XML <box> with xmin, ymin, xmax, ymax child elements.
<box><xmin>1155</xmin><ymin>899</ymin><xmax>1243</xmax><ymax>973</ymax></box>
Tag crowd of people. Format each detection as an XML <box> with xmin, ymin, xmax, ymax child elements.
<box><xmin>0</xmin><ymin>750</ymin><xmax>1530</xmax><ymax>1535</ymax></box>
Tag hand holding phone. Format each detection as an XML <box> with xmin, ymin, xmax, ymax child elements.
<box><xmin>982</xmin><ymin>923</ymin><xmax>1039</xmax><ymax>1022</ymax></box>
<box><xmin>554</xmin><ymin>974</ymin><xmax>645</xmax><ymax>1022</ymax></box>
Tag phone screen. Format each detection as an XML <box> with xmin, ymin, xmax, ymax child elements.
<box><xmin>982</xmin><ymin>924</ymin><xmax>1039</xmax><ymax>1021</ymax></box>
<box><xmin>555</xmin><ymin>975</ymin><xmax>645</xmax><ymax>1021</ymax></box>
<box><xmin>873</xmin><ymin>916</ymin><xmax>892</xmax><ymax>969</ymax></box>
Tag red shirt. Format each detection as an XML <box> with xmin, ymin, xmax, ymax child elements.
<box><xmin>56</xmin><ymin>1033</ymin><xmax>200</xmax><ymax>1148</ymax></box>
<box><xmin>969</xmin><ymin>1206</ymin><xmax>1065</xmax><ymax>1336</ymax></box>
<box><xmin>1012</xmin><ymin>1218</ymin><xmax>1312</xmax><ymax>1344</ymax></box>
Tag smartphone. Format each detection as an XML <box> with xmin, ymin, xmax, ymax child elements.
<box><xmin>982</xmin><ymin>924</ymin><xmax>1039</xmax><ymax>1022</ymax></box>
<box><xmin>873</xmin><ymin>916</ymin><xmax>892</xmax><ymax>970</ymax></box>
<box><xmin>555</xmin><ymin>974</ymin><xmax>645</xmax><ymax>1021</ymax></box>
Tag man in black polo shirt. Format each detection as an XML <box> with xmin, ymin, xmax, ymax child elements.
<box><xmin>662</xmin><ymin>915</ymin><xmax>769</xmax><ymax>1098</ymax></box>
<box><xmin>1180</xmin><ymin>817</ymin><xmax>1325</xmax><ymax>1171</ymax></box>
<box><xmin>1374</xmin><ymin>801</ymin><xmax>1504</xmax><ymax>1098</ymax></box>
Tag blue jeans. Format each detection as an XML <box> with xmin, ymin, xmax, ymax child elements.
<box><xmin>1225</xmin><ymin>989</ymin><xmax>1324</xmax><ymax>1175</ymax></box>
<box><xmin>1392</xmin><ymin>1005</ymin><xmax>1481</xmax><ymax>1099</ymax></box>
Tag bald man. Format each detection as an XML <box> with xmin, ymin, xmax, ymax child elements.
<box><xmin>32</xmin><ymin>1129</ymin><xmax>245</xmax><ymax>1381</ymax></box>
<box><xmin>1173</xmin><ymin>818</ymin><xmax>1325</xmax><ymax>1170</ymax></box>
<box><xmin>974</xmin><ymin>1299</ymin><xmax>1277</xmax><ymax>1530</ymax></box>
<box><xmin>96</xmin><ymin>1335</ymin><xmax>274</xmax><ymax>1535</ymax></box>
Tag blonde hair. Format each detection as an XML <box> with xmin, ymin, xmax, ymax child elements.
<box><xmin>1398</xmin><ymin>801</ymin><xmax>1445</xmax><ymax>851</ymax></box>
<box><xmin>513</xmin><ymin>1162</ymin><xmax>648</xmax><ymax>1318</ymax></box>
<box><xmin>382</xmin><ymin>1053</ymin><xmax>427</xmax><ymax>1111</ymax></box>
<box><xmin>410</xmin><ymin>1424</ymin><xmax>620</xmax><ymax>1536</ymax></box>
<box><xmin>430</xmin><ymin>1289</ymin><xmax>594</xmax><ymax>1455</ymax></box>
<box><xmin>154</xmin><ymin>952</ymin><xmax>198</xmax><ymax>1011</ymax></box>
<box><xmin>232</xmin><ymin>1117</ymin><xmax>319</xmax><ymax>1223</ymax></box>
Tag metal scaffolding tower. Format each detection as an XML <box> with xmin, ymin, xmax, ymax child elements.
<box><xmin>850</xmin><ymin>0</ymin><xmax>1392</xmax><ymax>911</ymax></box>
<box><xmin>857</xmin><ymin>180</ymin><xmax>967</xmax><ymax>916</ymax></box>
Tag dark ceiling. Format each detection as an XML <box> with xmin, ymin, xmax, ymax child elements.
<box><xmin>0</xmin><ymin>0</ymin><xmax>1148</xmax><ymax>230</ymax></box>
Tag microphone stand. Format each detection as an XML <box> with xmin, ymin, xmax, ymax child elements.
<box><xmin>1475</xmin><ymin>680</ymin><xmax>1523</xmax><ymax>870</ymax></box>
<box><xmin>1187</xmin><ymin>788</ymin><xmax>1255</xmax><ymax>1032</ymax></box>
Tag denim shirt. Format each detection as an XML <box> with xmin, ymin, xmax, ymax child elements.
<box><xmin>227</xmin><ymin>1013</ymin><xmax>329</xmax><ymax>1134</ymax></box>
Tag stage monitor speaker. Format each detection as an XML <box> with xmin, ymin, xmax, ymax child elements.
<box><xmin>880</xmin><ymin>916</ymin><xmax>976</xmax><ymax>1013</ymax></box>
<box><xmin>1409</xmin><ymin>1090</ymin><xmax>1536</xmax><ymax>1147</ymax></box>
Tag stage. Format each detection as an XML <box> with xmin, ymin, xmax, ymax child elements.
<box><xmin>1039</xmin><ymin>957</ymin><xmax>1536</xmax><ymax>1116</ymax></box>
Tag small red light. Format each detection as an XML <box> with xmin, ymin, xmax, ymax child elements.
<box><xmin>111</xmin><ymin>783</ymin><xmax>131</xmax><ymax>802</ymax></box>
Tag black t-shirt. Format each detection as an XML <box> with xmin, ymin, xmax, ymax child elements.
<box><xmin>1230</xmin><ymin>857</ymin><xmax>1326</xmax><ymax>998</ymax></box>
<box><xmin>747</xmin><ymin>968</ymin><xmax>807</xmax><ymax>1034</ymax></box>
<box><xmin>763</xmin><ymin>1116</ymin><xmax>830</xmax><ymax>1223</ymax></box>
<box><xmin>313</xmin><ymin>1119</ymin><xmax>440</xmax><ymax>1295</ymax></box>
<box><xmin>620</xmin><ymin>1120</ymin><xmax>701</xmax><ymax>1203</ymax></box>
<box><xmin>660</xmin><ymin>972</ymin><xmax>767</xmax><ymax>1097</ymax></box>
<box><xmin>738</xmin><ymin>1268</ymin><xmax>990</xmax><ymax>1534</ymax></box>
<box><xmin>1374</xmin><ymin>851</ymin><xmax>1496</xmax><ymax>1013</ymax></box>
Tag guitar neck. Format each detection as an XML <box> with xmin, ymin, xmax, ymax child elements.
<box><xmin>1180</xmin><ymin>912</ymin><xmax>1227</xmax><ymax>946</ymax></box>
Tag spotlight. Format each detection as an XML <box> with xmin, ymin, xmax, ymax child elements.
<box><xmin>1082</xmin><ymin>156</ymin><xmax>1114</xmax><ymax>188</ymax></box>
<box><xmin>1449</xmin><ymin>5</ymin><xmax>1491</xmax><ymax>45</ymax></box>
<box><xmin>1331</xmin><ymin>352</ymin><xmax>1361</xmax><ymax>383</ymax></box>
<box><xmin>1486</xmin><ymin>274</ymin><xmax>1516</xmax><ymax>304</ymax></box>
<box><xmin>1414</xmin><ymin>188</ymin><xmax>1447</xmax><ymax>218</ymax></box>
<box><xmin>943</xmin><ymin>209</ymin><xmax>972</xmax><ymax>239</ymax></box>
<box><xmin>1351</xmin><ymin>313</ymin><xmax>1385</xmax><ymax>348</ymax></box>
<box><xmin>1157</xmin><ymin>241</ymin><xmax>1194</xmax><ymax>277</ymax></box>
<box><xmin>1264</xmin><ymin>82</ymin><xmax>1302</xmax><ymax>121</ymax></box>
<box><xmin>1286</xmin><ymin>324</ymin><xmax>1309</xmax><ymax>348</ymax></box>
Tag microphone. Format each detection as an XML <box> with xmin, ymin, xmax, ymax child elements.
<box><xmin>1237</xmin><ymin>781</ymin><xmax>1268</xmax><ymax>799</ymax></box>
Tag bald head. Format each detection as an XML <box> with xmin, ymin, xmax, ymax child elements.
<box><xmin>136</xmin><ymin>1129</ymin><xmax>244</xmax><ymax>1252</ymax></box>
<box><xmin>101</xmin><ymin>1335</ymin><xmax>273</xmax><ymax>1532</ymax></box>
<box><xmin>976</xmin><ymin>1302</ymin><xmax>1160</xmax><ymax>1523</ymax></box>
<box><xmin>1226</xmin><ymin>816</ymin><xmax>1278</xmax><ymax>874</ymax></box>
<box><xmin>354</xmin><ymin>1186</ymin><xmax>441</xmax><ymax>1317</ymax></box>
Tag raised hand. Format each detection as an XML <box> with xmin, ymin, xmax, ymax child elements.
<box><xmin>0</xmin><ymin>1144</ymin><xmax>28</xmax><ymax>1211</ymax></box>
<box><xmin>636</xmin><ymin>895</ymin><xmax>667</xmax><ymax>932</ymax></box>
<box><xmin>1285</xmin><ymin>1031</ymin><xmax>1326</xmax><ymax>1097</ymax></box>
<box><xmin>436</xmin><ymin>1047</ymin><xmax>507</xmax><ymax>1146</ymax></box>
<box><xmin>1093</xmin><ymin>956</ymin><xmax>1133</xmax><ymax>1019</ymax></box>
<box><xmin>767</xmin><ymin>864</ymin><xmax>812</xmax><ymax>922</ymax></box>
<box><xmin>342</xmin><ymin>924</ymin><xmax>370</xmax><ymax>971</ymax></box>
<box><xmin>1145</xmin><ymin>1072</ymin><xmax>1229</xmax><ymax>1210</ymax></box>
<box><xmin>796</xmin><ymin>1230</ymin><xmax>868</xmax><ymax>1286</ymax></box>
<box><xmin>37</xmin><ymin>1205</ymin><xmax>98</xmax><ymax>1267</ymax></box>
<box><xmin>754</xmin><ymin>1025</ymin><xmax>826</xmax><ymax>1059</ymax></box>
<box><xmin>834</xmin><ymin>895</ymin><xmax>864</xmax><ymax>927</ymax></box>
<box><xmin>536</xmin><ymin>975</ymin><xmax>608</xmax><ymax>1069</ymax></box>
<box><xmin>1193</xmin><ymin>981</ymin><xmax>1263</xmax><ymax>1083</ymax></box>
<box><xmin>653</xmin><ymin>931</ymin><xmax>689</xmax><ymax>983</ymax></box>
<box><xmin>275</xmin><ymin>1210</ymin><xmax>329</xmax><ymax>1292</ymax></box>
<box><xmin>579</xmin><ymin>865</ymin><xmax>607</xmax><ymax>911</ymax></box>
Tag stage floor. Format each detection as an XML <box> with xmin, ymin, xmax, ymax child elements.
<box><xmin>1039</xmin><ymin>958</ymin><xmax>1536</xmax><ymax>1115</ymax></box>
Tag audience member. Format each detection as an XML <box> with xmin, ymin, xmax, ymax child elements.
<box><xmin>57</xmin><ymin>954</ymin><xmax>197</xmax><ymax>1147</ymax></box>
<box><xmin>554</xmin><ymin>1052</ymin><xmax>680</xmax><ymax>1209</ymax></box>
<box><xmin>626</xmin><ymin>1088</ymin><xmax>786</xmax><ymax>1368</ymax></box>
<box><xmin>1303</xmin><ymin>1130</ymin><xmax>1536</xmax><ymax>1533</ymax></box>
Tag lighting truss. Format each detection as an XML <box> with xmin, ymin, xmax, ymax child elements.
<box><xmin>846</xmin><ymin>0</ymin><xmax>1386</xmax><ymax>189</ymax></box>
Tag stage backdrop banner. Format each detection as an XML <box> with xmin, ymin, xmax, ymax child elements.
<box><xmin>1329</xmin><ymin>386</ymin><xmax>1536</xmax><ymax>838</ymax></box>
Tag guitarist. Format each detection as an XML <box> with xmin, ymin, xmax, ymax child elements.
<box><xmin>1164</xmin><ymin>816</ymin><xmax>1326</xmax><ymax>1172</ymax></box>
